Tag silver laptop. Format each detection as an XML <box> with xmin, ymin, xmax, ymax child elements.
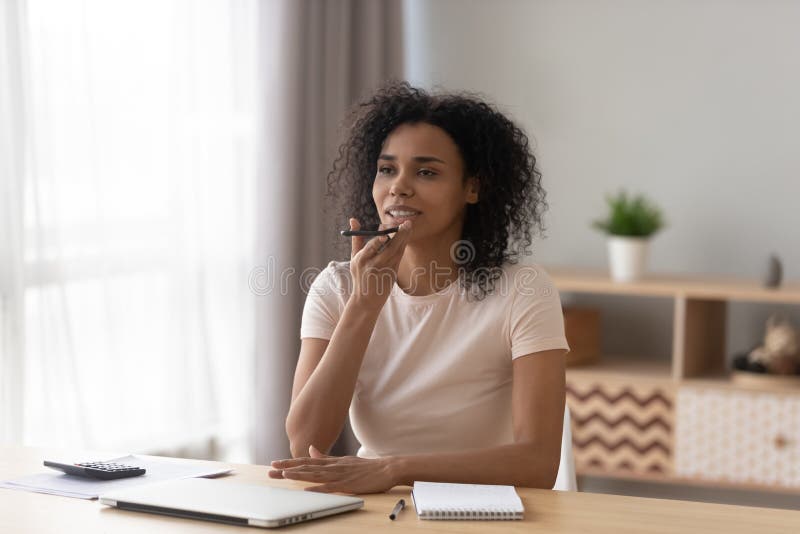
<box><xmin>99</xmin><ymin>478</ymin><xmax>364</xmax><ymax>528</ymax></box>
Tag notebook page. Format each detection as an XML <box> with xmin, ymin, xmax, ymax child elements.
<box><xmin>412</xmin><ymin>482</ymin><xmax>524</xmax><ymax>520</ymax></box>
<box><xmin>0</xmin><ymin>455</ymin><xmax>232</xmax><ymax>499</ymax></box>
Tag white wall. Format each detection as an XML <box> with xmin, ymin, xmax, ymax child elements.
<box><xmin>404</xmin><ymin>0</ymin><xmax>800</xmax><ymax>355</ymax></box>
<box><xmin>404</xmin><ymin>0</ymin><xmax>800</xmax><ymax>506</ymax></box>
<box><xmin>405</xmin><ymin>0</ymin><xmax>799</xmax><ymax>275</ymax></box>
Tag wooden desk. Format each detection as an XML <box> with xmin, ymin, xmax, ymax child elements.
<box><xmin>2</xmin><ymin>446</ymin><xmax>799</xmax><ymax>533</ymax></box>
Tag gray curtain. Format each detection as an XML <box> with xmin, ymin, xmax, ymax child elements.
<box><xmin>253</xmin><ymin>0</ymin><xmax>404</xmax><ymax>464</ymax></box>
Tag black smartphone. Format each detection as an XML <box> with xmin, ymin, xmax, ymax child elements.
<box><xmin>340</xmin><ymin>226</ymin><xmax>400</xmax><ymax>237</ymax></box>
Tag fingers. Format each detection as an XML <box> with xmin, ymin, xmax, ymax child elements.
<box><xmin>358</xmin><ymin>220</ymin><xmax>412</xmax><ymax>262</ymax></box>
<box><xmin>379</xmin><ymin>220</ymin><xmax>412</xmax><ymax>260</ymax></box>
<box><xmin>368</xmin><ymin>234</ymin><xmax>392</xmax><ymax>257</ymax></box>
<box><xmin>308</xmin><ymin>444</ymin><xmax>330</xmax><ymax>459</ymax></box>
<box><xmin>374</xmin><ymin>222</ymin><xmax>393</xmax><ymax>254</ymax></box>
<box><xmin>353</xmin><ymin>232</ymin><xmax>391</xmax><ymax>263</ymax></box>
<box><xmin>280</xmin><ymin>465</ymin><xmax>349</xmax><ymax>483</ymax></box>
<box><xmin>268</xmin><ymin>467</ymin><xmax>318</xmax><ymax>481</ymax></box>
<box><xmin>272</xmin><ymin>466</ymin><xmax>325</xmax><ymax>479</ymax></box>
<box><xmin>349</xmin><ymin>218</ymin><xmax>365</xmax><ymax>259</ymax></box>
<box><xmin>271</xmin><ymin>457</ymin><xmax>336</xmax><ymax>469</ymax></box>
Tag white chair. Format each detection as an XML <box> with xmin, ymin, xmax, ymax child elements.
<box><xmin>552</xmin><ymin>405</ymin><xmax>577</xmax><ymax>491</ymax></box>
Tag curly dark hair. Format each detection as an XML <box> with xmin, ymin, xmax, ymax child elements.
<box><xmin>326</xmin><ymin>81</ymin><xmax>548</xmax><ymax>299</ymax></box>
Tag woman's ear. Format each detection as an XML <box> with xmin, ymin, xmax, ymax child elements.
<box><xmin>466</xmin><ymin>176</ymin><xmax>480</xmax><ymax>204</ymax></box>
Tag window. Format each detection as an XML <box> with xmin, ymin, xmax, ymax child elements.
<box><xmin>1</xmin><ymin>0</ymin><xmax>260</xmax><ymax>461</ymax></box>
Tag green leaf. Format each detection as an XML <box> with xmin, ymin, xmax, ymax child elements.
<box><xmin>590</xmin><ymin>189</ymin><xmax>665</xmax><ymax>237</ymax></box>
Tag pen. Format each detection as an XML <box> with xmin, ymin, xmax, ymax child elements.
<box><xmin>389</xmin><ymin>498</ymin><xmax>405</xmax><ymax>520</ymax></box>
<box><xmin>341</xmin><ymin>226</ymin><xmax>400</xmax><ymax>237</ymax></box>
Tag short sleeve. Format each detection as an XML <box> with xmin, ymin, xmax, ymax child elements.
<box><xmin>508</xmin><ymin>265</ymin><xmax>570</xmax><ymax>359</ymax></box>
<box><xmin>299</xmin><ymin>262</ymin><xmax>350</xmax><ymax>340</ymax></box>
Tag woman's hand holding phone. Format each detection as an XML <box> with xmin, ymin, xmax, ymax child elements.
<box><xmin>348</xmin><ymin>217</ymin><xmax>412</xmax><ymax>311</ymax></box>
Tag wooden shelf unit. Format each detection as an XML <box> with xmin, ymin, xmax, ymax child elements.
<box><xmin>548</xmin><ymin>266</ymin><xmax>800</xmax><ymax>492</ymax></box>
<box><xmin>549</xmin><ymin>266</ymin><xmax>800</xmax><ymax>304</ymax></box>
<box><xmin>564</xmin><ymin>355</ymin><xmax>672</xmax><ymax>383</ymax></box>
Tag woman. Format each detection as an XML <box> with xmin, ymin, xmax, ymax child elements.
<box><xmin>269</xmin><ymin>82</ymin><xmax>570</xmax><ymax>493</ymax></box>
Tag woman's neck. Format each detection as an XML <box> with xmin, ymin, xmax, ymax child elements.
<box><xmin>396</xmin><ymin>239</ymin><xmax>462</xmax><ymax>296</ymax></box>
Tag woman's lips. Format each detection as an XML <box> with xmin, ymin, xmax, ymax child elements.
<box><xmin>386</xmin><ymin>212</ymin><xmax>421</xmax><ymax>224</ymax></box>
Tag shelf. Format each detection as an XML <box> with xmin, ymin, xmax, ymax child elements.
<box><xmin>683</xmin><ymin>374</ymin><xmax>800</xmax><ymax>395</ymax></box>
<box><xmin>566</xmin><ymin>355</ymin><xmax>673</xmax><ymax>384</ymax></box>
<box><xmin>547</xmin><ymin>265</ymin><xmax>800</xmax><ymax>304</ymax></box>
<box><xmin>556</xmin><ymin>266</ymin><xmax>800</xmax><ymax>493</ymax></box>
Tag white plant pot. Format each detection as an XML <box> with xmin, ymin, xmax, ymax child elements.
<box><xmin>607</xmin><ymin>236</ymin><xmax>650</xmax><ymax>282</ymax></box>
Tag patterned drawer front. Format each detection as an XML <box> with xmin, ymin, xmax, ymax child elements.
<box><xmin>675</xmin><ymin>387</ymin><xmax>800</xmax><ymax>488</ymax></box>
<box><xmin>567</xmin><ymin>381</ymin><xmax>674</xmax><ymax>476</ymax></box>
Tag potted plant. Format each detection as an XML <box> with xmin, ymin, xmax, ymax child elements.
<box><xmin>591</xmin><ymin>190</ymin><xmax>665</xmax><ymax>282</ymax></box>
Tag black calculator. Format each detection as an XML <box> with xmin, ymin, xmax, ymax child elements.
<box><xmin>43</xmin><ymin>460</ymin><xmax>146</xmax><ymax>480</ymax></box>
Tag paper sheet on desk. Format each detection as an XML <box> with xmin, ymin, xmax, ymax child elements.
<box><xmin>0</xmin><ymin>454</ymin><xmax>233</xmax><ymax>499</ymax></box>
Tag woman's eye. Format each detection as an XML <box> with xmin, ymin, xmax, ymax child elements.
<box><xmin>376</xmin><ymin>167</ymin><xmax>436</xmax><ymax>177</ymax></box>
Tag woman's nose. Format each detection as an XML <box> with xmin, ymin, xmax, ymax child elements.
<box><xmin>389</xmin><ymin>173</ymin><xmax>413</xmax><ymax>197</ymax></box>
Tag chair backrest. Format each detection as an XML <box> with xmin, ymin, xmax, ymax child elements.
<box><xmin>552</xmin><ymin>404</ymin><xmax>577</xmax><ymax>491</ymax></box>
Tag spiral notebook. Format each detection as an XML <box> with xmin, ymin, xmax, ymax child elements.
<box><xmin>411</xmin><ymin>481</ymin><xmax>524</xmax><ymax>520</ymax></box>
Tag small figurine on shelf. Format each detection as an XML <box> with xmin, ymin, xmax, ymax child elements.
<box><xmin>736</xmin><ymin>314</ymin><xmax>800</xmax><ymax>375</ymax></box>
<box><xmin>763</xmin><ymin>254</ymin><xmax>783</xmax><ymax>289</ymax></box>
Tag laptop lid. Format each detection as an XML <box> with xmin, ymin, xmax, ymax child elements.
<box><xmin>99</xmin><ymin>478</ymin><xmax>364</xmax><ymax>528</ymax></box>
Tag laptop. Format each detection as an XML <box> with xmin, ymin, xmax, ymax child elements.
<box><xmin>99</xmin><ymin>478</ymin><xmax>364</xmax><ymax>528</ymax></box>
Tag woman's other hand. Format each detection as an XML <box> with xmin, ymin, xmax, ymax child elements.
<box><xmin>269</xmin><ymin>445</ymin><xmax>399</xmax><ymax>494</ymax></box>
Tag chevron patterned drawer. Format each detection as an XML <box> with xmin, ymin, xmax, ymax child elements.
<box><xmin>566</xmin><ymin>381</ymin><xmax>674</xmax><ymax>477</ymax></box>
<box><xmin>675</xmin><ymin>386</ymin><xmax>800</xmax><ymax>488</ymax></box>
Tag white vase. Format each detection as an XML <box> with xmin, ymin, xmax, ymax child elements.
<box><xmin>607</xmin><ymin>236</ymin><xmax>649</xmax><ymax>282</ymax></box>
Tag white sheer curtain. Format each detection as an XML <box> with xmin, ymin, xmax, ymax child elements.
<box><xmin>0</xmin><ymin>0</ymin><xmax>261</xmax><ymax>461</ymax></box>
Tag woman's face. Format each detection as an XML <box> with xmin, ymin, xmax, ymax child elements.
<box><xmin>372</xmin><ymin>122</ymin><xmax>478</xmax><ymax>244</ymax></box>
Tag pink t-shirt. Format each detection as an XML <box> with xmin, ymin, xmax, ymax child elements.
<box><xmin>300</xmin><ymin>261</ymin><xmax>570</xmax><ymax>458</ymax></box>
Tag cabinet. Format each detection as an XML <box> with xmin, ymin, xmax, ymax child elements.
<box><xmin>548</xmin><ymin>266</ymin><xmax>800</xmax><ymax>492</ymax></box>
<box><xmin>675</xmin><ymin>387</ymin><xmax>800</xmax><ymax>487</ymax></box>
